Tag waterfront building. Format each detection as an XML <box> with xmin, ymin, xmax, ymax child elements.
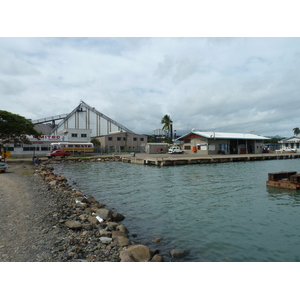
<box><xmin>7</xmin><ymin>100</ymin><xmax>135</xmax><ymax>157</ymax></box>
<box><xmin>279</xmin><ymin>136</ymin><xmax>300</xmax><ymax>152</ymax></box>
<box><xmin>176</xmin><ymin>130</ymin><xmax>269</xmax><ymax>155</ymax></box>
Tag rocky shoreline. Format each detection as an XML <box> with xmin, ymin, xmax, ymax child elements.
<box><xmin>1</xmin><ymin>156</ymin><xmax>190</xmax><ymax>262</ymax></box>
<box><xmin>34</xmin><ymin>159</ymin><xmax>167</xmax><ymax>262</ymax></box>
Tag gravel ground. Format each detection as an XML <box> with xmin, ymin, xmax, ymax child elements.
<box><xmin>0</xmin><ymin>164</ymin><xmax>61</xmax><ymax>261</ymax></box>
<box><xmin>0</xmin><ymin>163</ymin><xmax>123</xmax><ymax>262</ymax></box>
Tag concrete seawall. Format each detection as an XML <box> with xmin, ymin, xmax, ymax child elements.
<box><xmin>121</xmin><ymin>153</ymin><xmax>300</xmax><ymax>166</ymax></box>
<box><xmin>6</xmin><ymin>152</ymin><xmax>300</xmax><ymax>167</ymax></box>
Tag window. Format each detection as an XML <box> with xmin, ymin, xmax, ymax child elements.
<box><xmin>81</xmin><ymin>134</ymin><xmax>87</xmax><ymax>138</ymax></box>
<box><xmin>133</xmin><ymin>138</ymin><xmax>137</xmax><ymax>141</ymax></box>
<box><xmin>108</xmin><ymin>137</ymin><xmax>113</xmax><ymax>141</ymax></box>
<box><xmin>140</xmin><ymin>138</ymin><xmax>144</xmax><ymax>141</ymax></box>
<box><xmin>219</xmin><ymin>144</ymin><xmax>228</xmax><ymax>153</ymax></box>
<box><xmin>184</xmin><ymin>145</ymin><xmax>191</xmax><ymax>150</ymax></box>
<box><xmin>117</xmin><ymin>137</ymin><xmax>121</xmax><ymax>141</ymax></box>
<box><xmin>123</xmin><ymin>137</ymin><xmax>126</xmax><ymax>141</ymax></box>
<box><xmin>184</xmin><ymin>139</ymin><xmax>191</xmax><ymax>143</ymax></box>
<box><xmin>72</xmin><ymin>133</ymin><xmax>78</xmax><ymax>137</ymax></box>
<box><xmin>23</xmin><ymin>147</ymin><xmax>38</xmax><ymax>151</ymax></box>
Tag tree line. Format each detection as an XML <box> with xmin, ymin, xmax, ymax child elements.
<box><xmin>0</xmin><ymin>110</ymin><xmax>41</xmax><ymax>154</ymax></box>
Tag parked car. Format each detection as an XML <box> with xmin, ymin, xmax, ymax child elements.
<box><xmin>168</xmin><ymin>146</ymin><xmax>184</xmax><ymax>154</ymax></box>
<box><xmin>0</xmin><ymin>161</ymin><xmax>8</xmax><ymax>172</ymax></box>
<box><xmin>46</xmin><ymin>150</ymin><xmax>71</xmax><ymax>159</ymax></box>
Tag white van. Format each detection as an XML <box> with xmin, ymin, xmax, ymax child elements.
<box><xmin>168</xmin><ymin>146</ymin><xmax>184</xmax><ymax>154</ymax></box>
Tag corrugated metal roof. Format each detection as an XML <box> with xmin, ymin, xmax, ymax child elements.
<box><xmin>280</xmin><ymin>136</ymin><xmax>300</xmax><ymax>142</ymax></box>
<box><xmin>34</xmin><ymin>124</ymin><xmax>52</xmax><ymax>135</ymax></box>
<box><xmin>177</xmin><ymin>130</ymin><xmax>269</xmax><ymax>140</ymax></box>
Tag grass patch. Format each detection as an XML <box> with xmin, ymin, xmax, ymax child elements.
<box><xmin>20</xmin><ymin>170</ymin><xmax>35</xmax><ymax>175</ymax></box>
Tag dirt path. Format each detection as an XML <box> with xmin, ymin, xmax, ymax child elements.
<box><xmin>0</xmin><ymin>164</ymin><xmax>56</xmax><ymax>261</ymax></box>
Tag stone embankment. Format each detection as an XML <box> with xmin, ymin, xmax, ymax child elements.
<box><xmin>36</xmin><ymin>161</ymin><xmax>166</xmax><ymax>262</ymax></box>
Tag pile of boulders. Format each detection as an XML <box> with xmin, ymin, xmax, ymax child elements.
<box><xmin>46</xmin><ymin>156</ymin><xmax>123</xmax><ymax>164</ymax></box>
<box><xmin>35</xmin><ymin>163</ymin><xmax>165</xmax><ymax>262</ymax></box>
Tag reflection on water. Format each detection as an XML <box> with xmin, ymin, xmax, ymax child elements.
<box><xmin>53</xmin><ymin>159</ymin><xmax>300</xmax><ymax>262</ymax></box>
<box><xmin>267</xmin><ymin>186</ymin><xmax>300</xmax><ymax>207</ymax></box>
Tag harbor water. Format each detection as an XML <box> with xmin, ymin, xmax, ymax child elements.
<box><xmin>53</xmin><ymin>158</ymin><xmax>300</xmax><ymax>262</ymax></box>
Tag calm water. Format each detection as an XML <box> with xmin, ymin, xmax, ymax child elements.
<box><xmin>53</xmin><ymin>158</ymin><xmax>300</xmax><ymax>262</ymax></box>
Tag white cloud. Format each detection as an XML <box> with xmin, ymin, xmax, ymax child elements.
<box><xmin>1</xmin><ymin>37</ymin><xmax>300</xmax><ymax>137</ymax></box>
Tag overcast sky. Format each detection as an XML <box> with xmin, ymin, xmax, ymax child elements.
<box><xmin>1</xmin><ymin>37</ymin><xmax>300</xmax><ymax>138</ymax></box>
<box><xmin>1</xmin><ymin>2</ymin><xmax>300</xmax><ymax>138</ymax></box>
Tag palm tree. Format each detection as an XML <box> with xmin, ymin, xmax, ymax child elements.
<box><xmin>293</xmin><ymin>127</ymin><xmax>300</xmax><ymax>136</ymax></box>
<box><xmin>161</xmin><ymin>114</ymin><xmax>173</xmax><ymax>138</ymax></box>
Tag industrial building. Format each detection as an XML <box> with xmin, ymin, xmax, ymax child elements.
<box><xmin>176</xmin><ymin>130</ymin><xmax>269</xmax><ymax>155</ymax></box>
<box><xmin>6</xmin><ymin>100</ymin><xmax>136</xmax><ymax>156</ymax></box>
<box><xmin>95</xmin><ymin>131</ymin><xmax>147</xmax><ymax>153</ymax></box>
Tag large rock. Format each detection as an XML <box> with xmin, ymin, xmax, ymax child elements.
<box><xmin>170</xmin><ymin>249</ymin><xmax>189</xmax><ymax>259</ymax></box>
<box><xmin>112</xmin><ymin>231</ymin><xmax>128</xmax><ymax>238</ymax></box>
<box><xmin>85</xmin><ymin>196</ymin><xmax>98</xmax><ymax>204</ymax></box>
<box><xmin>65</xmin><ymin>220</ymin><xmax>82</xmax><ymax>230</ymax></box>
<box><xmin>91</xmin><ymin>203</ymin><xmax>104</xmax><ymax>209</ymax></box>
<box><xmin>99</xmin><ymin>229</ymin><xmax>112</xmax><ymax>237</ymax></box>
<box><xmin>73</xmin><ymin>190</ymin><xmax>85</xmax><ymax>198</ymax></box>
<box><xmin>112</xmin><ymin>212</ymin><xmax>125</xmax><ymax>222</ymax></box>
<box><xmin>96</xmin><ymin>208</ymin><xmax>113</xmax><ymax>221</ymax></box>
<box><xmin>151</xmin><ymin>254</ymin><xmax>164</xmax><ymax>262</ymax></box>
<box><xmin>88</xmin><ymin>216</ymin><xmax>99</xmax><ymax>225</ymax></box>
<box><xmin>106</xmin><ymin>222</ymin><xmax>119</xmax><ymax>231</ymax></box>
<box><xmin>115</xmin><ymin>236</ymin><xmax>131</xmax><ymax>247</ymax></box>
<box><xmin>116</xmin><ymin>224</ymin><xmax>129</xmax><ymax>234</ymax></box>
<box><xmin>119</xmin><ymin>250</ymin><xmax>136</xmax><ymax>262</ymax></box>
<box><xmin>152</xmin><ymin>237</ymin><xmax>163</xmax><ymax>244</ymax></box>
<box><xmin>126</xmin><ymin>245</ymin><xmax>151</xmax><ymax>262</ymax></box>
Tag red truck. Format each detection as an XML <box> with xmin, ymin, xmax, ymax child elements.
<box><xmin>46</xmin><ymin>150</ymin><xmax>71</xmax><ymax>159</ymax></box>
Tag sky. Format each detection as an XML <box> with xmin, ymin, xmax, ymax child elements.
<box><xmin>1</xmin><ymin>2</ymin><xmax>300</xmax><ymax>139</ymax></box>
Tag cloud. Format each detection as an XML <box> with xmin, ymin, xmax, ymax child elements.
<box><xmin>0</xmin><ymin>79</ymin><xmax>27</xmax><ymax>95</ymax></box>
<box><xmin>1</xmin><ymin>37</ymin><xmax>300</xmax><ymax>138</ymax></box>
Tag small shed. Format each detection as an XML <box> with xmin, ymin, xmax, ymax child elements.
<box><xmin>145</xmin><ymin>143</ymin><xmax>169</xmax><ymax>154</ymax></box>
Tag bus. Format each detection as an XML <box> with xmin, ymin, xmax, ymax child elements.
<box><xmin>50</xmin><ymin>142</ymin><xmax>94</xmax><ymax>154</ymax></box>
